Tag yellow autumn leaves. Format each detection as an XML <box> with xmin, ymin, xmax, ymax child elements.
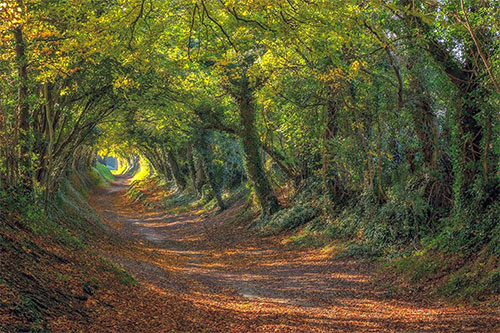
<box><xmin>0</xmin><ymin>1</ymin><xmax>23</xmax><ymax>29</ymax></box>
<box><xmin>319</xmin><ymin>60</ymin><xmax>365</xmax><ymax>89</ymax></box>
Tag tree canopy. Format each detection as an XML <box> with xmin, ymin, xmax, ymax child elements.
<box><xmin>2</xmin><ymin>0</ymin><xmax>500</xmax><ymax>266</ymax></box>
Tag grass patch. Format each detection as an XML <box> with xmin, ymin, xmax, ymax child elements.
<box><xmin>99</xmin><ymin>258</ymin><xmax>137</xmax><ymax>287</ymax></box>
<box><xmin>334</xmin><ymin>241</ymin><xmax>383</xmax><ymax>260</ymax></box>
<box><xmin>95</xmin><ymin>162</ymin><xmax>115</xmax><ymax>183</ymax></box>
<box><xmin>164</xmin><ymin>192</ymin><xmax>198</xmax><ymax>212</ymax></box>
<box><xmin>283</xmin><ymin>230</ymin><xmax>324</xmax><ymax>248</ymax></box>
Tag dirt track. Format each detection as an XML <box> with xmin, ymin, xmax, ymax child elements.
<box><xmin>89</xmin><ymin>177</ymin><xmax>500</xmax><ymax>332</ymax></box>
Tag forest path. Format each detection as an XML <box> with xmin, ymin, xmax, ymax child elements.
<box><xmin>89</xmin><ymin>176</ymin><xmax>500</xmax><ymax>332</ymax></box>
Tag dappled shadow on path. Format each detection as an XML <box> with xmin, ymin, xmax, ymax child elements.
<box><xmin>89</xmin><ymin>177</ymin><xmax>500</xmax><ymax>332</ymax></box>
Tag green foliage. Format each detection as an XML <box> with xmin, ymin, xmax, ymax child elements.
<box><xmin>95</xmin><ymin>162</ymin><xmax>115</xmax><ymax>183</ymax></box>
<box><xmin>335</xmin><ymin>242</ymin><xmax>383</xmax><ymax>260</ymax></box>
<box><xmin>48</xmin><ymin>173</ymin><xmax>104</xmax><ymax>245</ymax></box>
<box><xmin>428</xmin><ymin>192</ymin><xmax>500</xmax><ymax>257</ymax></box>
<box><xmin>314</xmin><ymin>171</ymin><xmax>451</xmax><ymax>255</ymax></box>
<box><xmin>388</xmin><ymin>252</ymin><xmax>451</xmax><ymax>284</ymax></box>
<box><xmin>438</xmin><ymin>260</ymin><xmax>500</xmax><ymax>301</ymax></box>
<box><xmin>99</xmin><ymin>258</ymin><xmax>137</xmax><ymax>287</ymax></box>
<box><xmin>28</xmin><ymin>205</ymin><xmax>84</xmax><ymax>249</ymax></box>
<box><xmin>255</xmin><ymin>204</ymin><xmax>319</xmax><ymax>235</ymax></box>
<box><xmin>14</xmin><ymin>297</ymin><xmax>43</xmax><ymax>330</ymax></box>
<box><xmin>283</xmin><ymin>218</ymin><xmax>327</xmax><ymax>248</ymax></box>
<box><xmin>0</xmin><ymin>177</ymin><xmax>93</xmax><ymax>250</ymax></box>
<box><xmin>386</xmin><ymin>248</ymin><xmax>500</xmax><ymax>302</ymax></box>
<box><xmin>164</xmin><ymin>192</ymin><xmax>198</xmax><ymax>212</ymax></box>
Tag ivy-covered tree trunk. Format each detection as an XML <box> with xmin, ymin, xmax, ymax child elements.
<box><xmin>166</xmin><ymin>149</ymin><xmax>186</xmax><ymax>191</ymax></box>
<box><xmin>236</xmin><ymin>84</ymin><xmax>280</xmax><ymax>216</ymax></box>
<box><xmin>194</xmin><ymin>130</ymin><xmax>225</xmax><ymax>211</ymax></box>
<box><xmin>453</xmin><ymin>68</ymin><xmax>485</xmax><ymax>166</ymax></box>
<box><xmin>194</xmin><ymin>150</ymin><xmax>206</xmax><ymax>196</ymax></box>
<box><xmin>321</xmin><ymin>97</ymin><xmax>346</xmax><ymax>205</ymax></box>
<box><xmin>186</xmin><ymin>142</ymin><xmax>197</xmax><ymax>188</ymax></box>
<box><xmin>400</xmin><ymin>0</ymin><xmax>488</xmax><ymax>207</ymax></box>
<box><xmin>406</xmin><ymin>56</ymin><xmax>440</xmax><ymax>171</ymax></box>
<box><xmin>42</xmin><ymin>84</ymin><xmax>55</xmax><ymax>208</ymax></box>
<box><xmin>158</xmin><ymin>147</ymin><xmax>173</xmax><ymax>181</ymax></box>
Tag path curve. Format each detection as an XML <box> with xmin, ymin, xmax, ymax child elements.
<box><xmin>90</xmin><ymin>177</ymin><xmax>500</xmax><ymax>332</ymax></box>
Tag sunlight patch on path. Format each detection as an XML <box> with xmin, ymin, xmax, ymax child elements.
<box><xmin>89</xmin><ymin>179</ymin><xmax>500</xmax><ymax>332</ymax></box>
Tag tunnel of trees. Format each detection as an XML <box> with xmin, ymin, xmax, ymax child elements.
<box><xmin>1</xmin><ymin>0</ymin><xmax>500</xmax><ymax>327</ymax></box>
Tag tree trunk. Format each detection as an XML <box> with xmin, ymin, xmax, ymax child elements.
<box><xmin>400</xmin><ymin>0</ymin><xmax>486</xmax><ymax>203</ymax></box>
<box><xmin>194</xmin><ymin>130</ymin><xmax>225</xmax><ymax>211</ymax></box>
<box><xmin>321</xmin><ymin>97</ymin><xmax>345</xmax><ymax>204</ymax></box>
<box><xmin>406</xmin><ymin>56</ymin><xmax>440</xmax><ymax>171</ymax></box>
<box><xmin>236</xmin><ymin>84</ymin><xmax>280</xmax><ymax>216</ymax></box>
<box><xmin>186</xmin><ymin>142</ymin><xmax>197</xmax><ymax>188</ymax></box>
<box><xmin>156</xmin><ymin>146</ymin><xmax>173</xmax><ymax>181</ymax></box>
<box><xmin>166</xmin><ymin>149</ymin><xmax>186</xmax><ymax>191</ymax></box>
<box><xmin>13</xmin><ymin>22</ymin><xmax>33</xmax><ymax>193</ymax></box>
<box><xmin>43</xmin><ymin>84</ymin><xmax>55</xmax><ymax>210</ymax></box>
<box><xmin>194</xmin><ymin>150</ymin><xmax>206</xmax><ymax>196</ymax></box>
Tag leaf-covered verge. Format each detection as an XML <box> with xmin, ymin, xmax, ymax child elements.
<box><xmin>0</xmin><ymin>169</ymin><xmax>136</xmax><ymax>331</ymax></box>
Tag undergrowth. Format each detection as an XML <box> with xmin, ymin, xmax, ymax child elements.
<box><xmin>252</xmin><ymin>174</ymin><xmax>500</xmax><ymax>303</ymax></box>
<box><xmin>127</xmin><ymin>176</ymin><xmax>250</xmax><ymax>216</ymax></box>
<box><xmin>253</xmin><ymin>204</ymin><xmax>319</xmax><ymax>235</ymax></box>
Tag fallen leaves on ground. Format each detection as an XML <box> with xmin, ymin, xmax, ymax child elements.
<box><xmin>83</xmin><ymin>177</ymin><xmax>500</xmax><ymax>332</ymax></box>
